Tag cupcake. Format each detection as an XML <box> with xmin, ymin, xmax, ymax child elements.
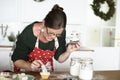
<box><xmin>69</xmin><ymin>31</ymin><xmax>79</xmax><ymax>44</ymax></box>
<box><xmin>40</xmin><ymin>72</ymin><xmax>50</xmax><ymax>80</ymax></box>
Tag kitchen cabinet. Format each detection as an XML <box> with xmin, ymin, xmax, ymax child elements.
<box><xmin>85</xmin><ymin>26</ymin><xmax>115</xmax><ymax>47</ymax></box>
<box><xmin>0</xmin><ymin>0</ymin><xmax>18</xmax><ymax>22</ymax></box>
<box><xmin>54</xmin><ymin>47</ymin><xmax>120</xmax><ymax>71</ymax></box>
<box><xmin>0</xmin><ymin>47</ymin><xmax>13</xmax><ymax>71</ymax></box>
<box><xmin>66</xmin><ymin>24</ymin><xmax>116</xmax><ymax>47</ymax></box>
<box><xmin>0</xmin><ymin>47</ymin><xmax>119</xmax><ymax>72</ymax></box>
<box><xmin>16</xmin><ymin>0</ymin><xmax>87</xmax><ymax>24</ymax></box>
<box><xmin>54</xmin><ymin>49</ymin><xmax>94</xmax><ymax>71</ymax></box>
<box><xmin>0</xmin><ymin>0</ymin><xmax>117</xmax><ymax>47</ymax></box>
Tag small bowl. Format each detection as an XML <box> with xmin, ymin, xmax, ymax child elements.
<box><xmin>40</xmin><ymin>72</ymin><xmax>50</xmax><ymax>80</ymax></box>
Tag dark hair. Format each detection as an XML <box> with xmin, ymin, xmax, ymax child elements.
<box><xmin>44</xmin><ymin>4</ymin><xmax>67</xmax><ymax>29</ymax></box>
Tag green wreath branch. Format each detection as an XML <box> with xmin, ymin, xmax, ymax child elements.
<box><xmin>91</xmin><ymin>0</ymin><xmax>116</xmax><ymax>21</ymax></box>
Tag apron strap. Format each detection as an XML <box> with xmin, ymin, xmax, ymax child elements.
<box><xmin>35</xmin><ymin>37</ymin><xmax>39</xmax><ymax>48</ymax></box>
<box><xmin>35</xmin><ymin>33</ymin><xmax>58</xmax><ymax>50</ymax></box>
<box><xmin>55</xmin><ymin>37</ymin><xmax>59</xmax><ymax>49</ymax></box>
<box><xmin>35</xmin><ymin>30</ymin><xmax>42</xmax><ymax>48</ymax></box>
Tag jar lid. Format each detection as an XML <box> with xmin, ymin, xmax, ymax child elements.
<box><xmin>81</xmin><ymin>57</ymin><xmax>93</xmax><ymax>63</ymax></box>
<box><xmin>71</xmin><ymin>57</ymin><xmax>81</xmax><ymax>61</ymax></box>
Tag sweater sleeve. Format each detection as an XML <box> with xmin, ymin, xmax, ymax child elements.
<box><xmin>54</xmin><ymin>29</ymin><xmax>66</xmax><ymax>60</ymax></box>
<box><xmin>11</xmin><ymin>23</ymin><xmax>36</xmax><ymax>62</ymax></box>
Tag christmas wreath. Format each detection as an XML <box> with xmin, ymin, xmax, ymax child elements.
<box><xmin>91</xmin><ymin>0</ymin><xmax>115</xmax><ymax>21</ymax></box>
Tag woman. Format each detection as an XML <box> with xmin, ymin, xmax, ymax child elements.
<box><xmin>11</xmin><ymin>4</ymin><xmax>80</xmax><ymax>72</ymax></box>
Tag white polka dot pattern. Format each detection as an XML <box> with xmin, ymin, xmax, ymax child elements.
<box><xmin>28</xmin><ymin>47</ymin><xmax>56</xmax><ymax>71</ymax></box>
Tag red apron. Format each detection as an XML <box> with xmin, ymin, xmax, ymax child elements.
<box><xmin>14</xmin><ymin>38</ymin><xmax>56</xmax><ymax>72</ymax></box>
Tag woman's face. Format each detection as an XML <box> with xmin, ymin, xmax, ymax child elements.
<box><xmin>43</xmin><ymin>27</ymin><xmax>64</xmax><ymax>41</ymax></box>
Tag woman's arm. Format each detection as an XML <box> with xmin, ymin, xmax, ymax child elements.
<box><xmin>14</xmin><ymin>60</ymin><xmax>31</xmax><ymax>71</ymax></box>
<box><xmin>14</xmin><ymin>59</ymin><xmax>44</xmax><ymax>71</ymax></box>
<box><xmin>57</xmin><ymin>42</ymin><xmax>80</xmax><ymax>63</ymax></box>
<box><xmin>54</xmin><ymin>29</ymin><xmax>80</xmax><ymax>63</ymax></box>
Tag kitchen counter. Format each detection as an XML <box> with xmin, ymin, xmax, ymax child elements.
<box><xmin>12</xmin><ymin>70</ymin><xmax>120</xmax><ymax>80</ymax></box>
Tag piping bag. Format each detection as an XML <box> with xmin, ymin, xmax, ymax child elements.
<box><xmin>41</xmin><ymin>65</ymin><xmax>47</xmax><ymax>72</ymax></box>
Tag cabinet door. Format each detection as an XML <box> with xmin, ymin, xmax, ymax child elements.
<box><xmin>54</xmin><ymin>47</ymin><xmax>120</xmax><ymax>71</ymax></box>
<box><xmin>0</xmin><ymin>0</ymin><xmax>18</xmax><ymax>22</ymax></box>
<box><xmin>18</xmin><ymin>0</ymin><xmax>87</xmax><ymax>24</ymax></box>
<box><xmin>0</xmin><ymin>48</ymin><xmax>12</xmax><ymax>71</ymax></box>
<box><xmin>54</xmin><ymin>51</ymin><xmax>93</xmax><ymax>71</ymax></box>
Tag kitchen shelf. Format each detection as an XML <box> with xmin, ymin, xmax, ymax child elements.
<box><xmin>77</xmin><ymin>47</ymin><xmax>94</xmax><ymax>52</ymax></box>
<box><xmin>0</xmin><ymin>45</ymin><xmax>13</xmax><ymax>48</ymax></box>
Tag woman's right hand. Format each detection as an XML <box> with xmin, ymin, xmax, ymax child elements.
<box><xmin>30</xmin><ymin>60</ymin><xmax>44</xmax><ymax>71</ymax></box>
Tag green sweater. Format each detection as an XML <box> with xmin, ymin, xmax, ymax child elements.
<box><xmin>12</xmin><ymin>21</ymin><xmax>66</xmax><ymax>62</ymax></box>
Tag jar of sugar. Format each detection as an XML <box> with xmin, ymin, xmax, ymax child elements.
<box><xmin>79</xmin><ymin>58</ymin><xmax>93</xmax><ymax>80</ymax></box>
<box><xmin>70</xmin><ymin>58</ymin><xmax>81</xmax><ymax>76</ymax></box>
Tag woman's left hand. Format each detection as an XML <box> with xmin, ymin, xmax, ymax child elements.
<box><xmin>67</xmin><ymin>42</ymin><xmax>80</xmax><ymax>53</ymax></box>
<box><xmin>57</xmin><ymin>42</ymin><xmax>80</xmax><ymax>63</ymax></box>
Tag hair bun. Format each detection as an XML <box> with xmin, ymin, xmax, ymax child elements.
<box><xmin>52</xmin><ymin>4</ymin><xmax>63</xmax><ymax>11</ymax></box>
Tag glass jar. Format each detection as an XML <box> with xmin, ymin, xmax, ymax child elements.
<box><xmin>79</xmin><ymin>58</ymin><xmax>93</xmax><ymax>80</ymax></box>
<box><xmin>70</xmin><ymin>58</ymin><xmax>81</xmax><ymax>76</ymax></box>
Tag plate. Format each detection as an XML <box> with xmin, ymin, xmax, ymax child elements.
<box><xmin>12</xmin><ymin>74</ymin><xmax>35</xmax><ymax>80</ymax></box>
<box><xmin>0</xmin><ymin>72</ymin><xmax>11</xmax><ymax>77</ymax></box>
<box><xmin>27</xmin><ymin>75</ymin><xmax>35</xmax><ymax>80</ymax></box>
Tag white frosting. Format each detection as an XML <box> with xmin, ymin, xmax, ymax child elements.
<box><xmin>70</xmin><ymin>31</ymin><xmax>79</xmax><ymax>42</ymax></box>
<box><xmin>18</xmin><ymin>73</ymin><xmax>28</xmax><ymax>80</ymax></box>
<box><xmin>40</xmin><ymin>72</ymin><xmax>50</xmax><ymax>75</ymax></box>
